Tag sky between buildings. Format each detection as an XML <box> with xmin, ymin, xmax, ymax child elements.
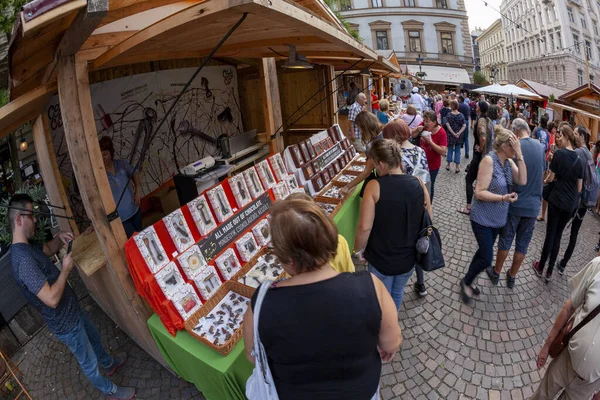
<box><xmin>465</xmin><ymin>0</ymin><xmax>503</xmax><ymax>32</ymax></box>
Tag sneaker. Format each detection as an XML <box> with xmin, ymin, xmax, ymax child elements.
<box><xmin>532</xmin><ymin>261</ymin><xmax>544</xmax><ymax>277</ymax></box>
<box><xmin>485</xmin><ymin>266</ymin><xmax>500</xmax><ymax>285</ymax></box>
<box><xmin>557</xmin><ymin>260</ymin><xmax>566</xmax><ymax>275</ymax></box>
<box><xmin>465</xmin><ymin>154</ymin><xmax>470</xmax><ymax>159</ymax></box>
<box><xmin>545</xmin><ymin>272</ymin><xmax>552</xmax><ymax>284</ymax></box>
<box><xmin>506</xmin><ymin>273</ymin><xmax>516</xmax><ymax>289</ymax></box>
<box><xmin>414</xmin><ymin>283</ymin><xmax>428</xmax><ymax>297</ymax></box>
<box><xmin>108</xmin><ymin>386</ymin><xmax>136</xmax><ymax>400</ymax></box>
<box><xmin>101</xmin><ymin>352</ymin><xmax>128</xmax><ymax>377</ymax></box>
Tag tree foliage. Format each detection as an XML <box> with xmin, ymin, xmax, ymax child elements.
<box><xmin>0</xmin><ymin>0</ymin><xmax>28</xmax><ymax>35</ymax></box>
<box><xmin>322</xmin><ymin>0</ymin><xmax>362</xmax><ymax>42</ymax></box>
<box><xmin>473</xmin><ymin>70</ymin><xmax>489</xmax><ymax>85</ymax></box>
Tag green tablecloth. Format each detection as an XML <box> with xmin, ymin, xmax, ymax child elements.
<box><xmin>147</xmin><ymin>190</ymin><xmax>362</xmax><ymax>399</ymax></box>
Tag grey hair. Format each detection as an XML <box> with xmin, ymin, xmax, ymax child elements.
<box><xmin>356</xmin><ymin>93</ymin><xmax>367</xmax><ymax>101</ymax></box>
<box><xmin>511</xmin><ymin>118</ymin><xmax>530</xmax><ymax>135</ymax></box>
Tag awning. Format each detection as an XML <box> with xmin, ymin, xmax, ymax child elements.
<box><xmin>405</xmin><ymin>65</ymin><xmax>471</xmax><ymax>85</ymax></box>
<box><xmin>474</xmin><ymin>84</ymin><xmax>543</xmax><ymax>100</ymax></box>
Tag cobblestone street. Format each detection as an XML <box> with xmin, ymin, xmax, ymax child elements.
<box><xmin>9</xmin><ymin>159</ymin><xmax>600</xmax><ymax>400</ymax></box>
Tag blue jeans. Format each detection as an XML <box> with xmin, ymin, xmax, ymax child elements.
<box><xmin>54</xmin><ymin>313</ymin><xmax>116</xmax><ymax>395</ymax></box>
<box><xmin>369</xmin><ymin>264</ymin><xmax>414</xmax><ymax>310</ymax></box>
<box><xmin>429</xmin><ymin>169</ymin><xmax>439</xmax><ymax>201</ymax></box>
<box><xmin>465</xmin><ymin>124</ymin><xmax>470</xmax><ymax>157</ymax></box>
<box><xmin>463</xmin><ymin>221</ymin><xmax>501</xmax><ymax>286</ymax></box>
<box><xmin>122</xmin><ymin>208</ymin><xmax>142</xmax><ymax>238</ymax></box>
<box><xmin>447</xmin><ymin>144</ymin><xmax>461</xmax><ymax>165</ymax></box>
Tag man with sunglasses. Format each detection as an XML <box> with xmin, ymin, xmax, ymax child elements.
<box><xmin>8</xmin><ymin>194</ymin><xmax>136</xmax><ymax>399</ymax></box>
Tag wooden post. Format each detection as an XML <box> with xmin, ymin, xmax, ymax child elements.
<box><xmin>57</xmin><ymin>55</ymin><xmax>163</xmax><ymax>364</ymax></box>
<box><xmin>378</xmin><ymin>75</ymin><xmax>384</xmax><ymax>99</ymax></box>
<box><xmin>260</xmin><ymin>58</ymin><xmax>284</xmax><ymax>152</ymax></box>
<box><xmin>591</xmin><ymin>118</ymin><xmax>599</xmax><ymax>143</ymax></box>
<box><xmin>31</xmin><ymin>115</ymin><xmax>79</xmax><ymax>234</ymax></box>
<box><xmin>326</xmin><ymin>65</ymin><xmax>339</xmax><ymax>126</ymax></box>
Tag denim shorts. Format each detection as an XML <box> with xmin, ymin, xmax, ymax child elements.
<box><xmin>498</xmin><ymin>213</ymin><xmax>536</xmax><ymax>255</ymax></box>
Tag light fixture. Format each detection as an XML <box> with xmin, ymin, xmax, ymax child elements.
<box><xmin>282</xmin><ymin>45</ymin><xmax>313</xmax><ymax>69</ymax></box>
<box><xmin>359</xmin><ymin>67</ymin><xmax>372</xmax><ymax>76</ymax></box>
<box><xmin>19</xmin><ymin>136</ymin><xmax>27</xmax><ymax>152</ymax></box>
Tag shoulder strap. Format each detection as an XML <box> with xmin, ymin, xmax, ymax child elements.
<box><xmin>565</xmin><ymin>302</ymin><xmax>600</xmax><ymax>343</ymax></box>
<box><xmin>409</xmin><ymin>115</ymin><xmax>417</xmax><ymax>126</ymax></box>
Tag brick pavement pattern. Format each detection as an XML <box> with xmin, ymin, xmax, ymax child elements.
<box><xmin>378</xmin><ymin>166</ymin><xmax>600</xmax><ymax>400</ymax></box>
<box><xmin>9</xmin><ymin>159</ymin><xmax>600</xmax><ymax>400</ymax></box>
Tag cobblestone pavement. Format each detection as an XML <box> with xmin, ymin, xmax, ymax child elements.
<box><xmin>9</xmin><ymin>154</ymin><xmax>600</xmax><ymax>400</ymax></box>
<box><xmin>378</xmin><ymin>163</ymin><xmax>600</xmax><ymax>400</ymax></box>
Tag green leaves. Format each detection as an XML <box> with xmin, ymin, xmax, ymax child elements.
<box><xmin>0</xmin><ymin>0</ymin><xmax>28</xmax><ymax>34</ymax></box>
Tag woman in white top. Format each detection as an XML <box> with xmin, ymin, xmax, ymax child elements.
<box><xmin>400</xmin><ymin>105</ymin><xmax>423</xmax><ymax>130</ymax></box>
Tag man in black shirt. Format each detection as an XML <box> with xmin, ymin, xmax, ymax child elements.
<box><xmin>9</xmin><ymin>194</ymin><xmax>136</xmax><ymax>399</ymax></box>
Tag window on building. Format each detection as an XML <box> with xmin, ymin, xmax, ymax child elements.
<box><xmin>546</xmin><ymin>66</ymin><xmax>550</xmax><ymax>81</ymax></box>
<box><xmin>372</xmin><ymin>0</ymin><xmax>384</xmax><ymax>7</ymax></box>
<box><xmin>436</xmin><ymin>0</ymin><xmax>448</xmax><ymax>8</ymax></box>
<box><xmin>568</xmin><ymin>7</ymin><xmax>575</xmax><ymax>23</ymax></box>
<box><xmin>404</xmin><ymin>0</ymin><xmax>416</xmax><ymax>6</ymax></box>
<box><xmin>549</xmin><ymin>33</ymin><xmax>554</xmax><ymax>50</ymax></box>
<box><xmin>578</xmin><ymin>69</ymin><xmax>584</xmax><ymax>85</ymax></box>
<box><xmin>335</xmin><ymin>0</ymin><xmax>352</xmax><ymax>10</ymax></box>
<box><xmin>586</xmin><ymin>40</ymin><xmax>592</xmax><ymax>59</ymax></box>
<box><xmin>554</xmin><ymin>6</ymin><xmax>559</xmax><ymax>20</ymax></box>
<box><xmin>557</xmin><ymin>31</ymin><xmax>562</xmax><ymax>49</ymax></box>
<box><xmin>408</xmin><ymin>30</ymin><xmax>422</xmax><ymax>52</ymax></box>
<box><xmin>597</xmin><ymin>46</ymin><xmax>600</xmax><ymax>60</ymax></box>
<box><xmin>594</xmin><ymin>21</ymin><xmax>599</xmax><ymax>35</ymax></box>
<box><xmin>592</xmin><ymin>75</ymin><xmax>596</xmax><ymax>84</ymax></box>
<box><xmin>573</xmin><ymin>34</ymin><xmax>580</xmax><ymax>53</ymax></box>
<box><xmin>581</xmin><ymin>16</ymin><xmax>588</xmax><ymax>29</ymax></box>
<box><xmin>441</xmin><ymin>32</ymin><xmax>454</xmax><ymax>53</ymax></box>
<box><xmin>554</xmin><ymin>65</ymin><xmax>557</xmax><ymax>81</ymax></box>
<box><xmin>562</xmin><ymin>65</ymin><xmax>566</xmax><ymax>82</ymax></box>
<box><xmin>375</xmin><ymin>30</ymin><xmax>389</xmax><ymax>50</ymax></box>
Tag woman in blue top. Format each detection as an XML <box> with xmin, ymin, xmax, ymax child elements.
<box><xmin>460</xmin><ymin>125</ymin><xmax>527</xmax><ymax>304</ymax></box>
<box><xmin>377</xmin><ymin>99</ymin><xmax>390</xmax><ymax>124</ymax></box>
<box><xmin>99</xmin><ymin>137</ymin><xmax>142</xmax><ymax>238</ymax></box>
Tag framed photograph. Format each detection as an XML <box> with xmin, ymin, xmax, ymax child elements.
<box><xmin>332</xmin><ymin>124</ymin><xmax>343</xmax><ymax>142</ymax></box>
<box><xmin>192</xmin><ymin>265</ymin><xmax>222</xmax><ymax>300</ymax></box>
<box><xmin>177</xmin><ymin>245</ymin><xmax>208</xmax><ymax>279</ymax></box>
<box><xmin>304</xmin><ymin>140</ymin><xmax>316</xmax><ymax>159</ymax></box>
<box><xmin>134</xmin><ymin>226</ymin><xmax>169</xmax><ymax>273</ymax></box>
<box><xmin>163</xmin><ymin>209</ymin><xmax>194</xmax><ymax>254</ymax></box>
<box><xmin>269</xmin><ymin>153</ymin><xmax>289</xmax><ymax>181</ymax></box>
<box><xmin>302</xmin><ymin>162</ymin><xmax>315</xmax><ymax>180</ymax></box>
<box><xmin>155</xmin><ymin>262</ymin><xmax>186</xmax><ymax>299</ymax></box>
<box><xmin>341</xmin><ymin>138</ymin><xmax>350</xmax><ymax>150</ymax></box>
<box><xmin>256</xmin><ymin>160</ymin><xmax>276</xmax><ymax>189</ymax></box>
<box><xmin>188</xmin><ymin>195</ymin><xmax>217</xmax><ymax>236</ymax></box>
<box><xmin>332</xmin><ymin>160</ymin><xmax>340</xmax><ymax>175</ymax></box>
<box><xmin>228</xmin><ymin>174</ymin><xmax>252</xmax><ymax>209</ymax></box>
<box><xmin>214</xmin><ymin>248</ymin><xmax>242</xmax><ymax>280</ymax></box>
<box><xmin>172</xmin><ymin>284</ymin><xmax>202</xmax><ymax>321</ymax></box>
<box><xmin>299</xmin><ymin>141</ymin><xmax>310</xmax><ymax>162</ymax></box>
<box><xmin>252</xmin><ymin>219</ymin><xmax>271</xmax><ymax>247</ymax></box>
<box><xmin>349</xmin><ymin>145</ymin><xmax>357</xmax><ymax>158</ymax></box>
<box><xmin>311</xmin><ymin>175</ymin><xmax>324</xmax><ymax>192</ymax></box>
<box><xmin>235</xmin><ymin>232</ymin><xmax>260</xmax><ymax>262</ymax></box>
<box><xmin>284</xmin><ymin>175</ymin><xmax>299</xmax><ymax>191</ymax></box>
<box><xmin>322</xmin><ymin>169</ymin><xmax>331</xmax><ymax>184</ymax></box>
<box><xmin>272</xmin><ymin>181</ymin><xmax>290</xmax><ymax>201</ymax></box>
<box><xmin>207</xmin><ymin>184</ymin><xmax>234</xmax><ymax>223</ymax></box>
<box><xmin>325</xmin><ymin>137</ymin><xmax>334</xmax><ymax>148</ymax></box>
<box><xmin>314</xmin><ymin>143</ymin><xmax>324</xmax><ymax>156</ymax></box>
<box><xmin>327</xmin><ymin>165</ymin><xmax>336</xmax><ymax>180</ymax></box>
<box><xmin>243</xmin><ymin>167</ymin><xmax>265</xmax><ymax>199</ymax></box>
<box><xmin>288</xmin><ymin>145</ymin><xmax>305</xmax><ymax>168</ymax></box>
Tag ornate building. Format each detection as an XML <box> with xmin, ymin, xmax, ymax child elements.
<box><xmin>479</xmin><ymin>19</ymin><xmax>508</xmax><ymax>83</ymax></box>
<box><xmin>501</xmin><ymin>0</ymin><xmax>600</xmax><ymax>90</ymax></box>
<box><xmin>332</xmin><ymin>0</ymin><xmax>474</xmax><ymax>85</ymax></box>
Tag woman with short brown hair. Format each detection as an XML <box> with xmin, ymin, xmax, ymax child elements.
<box><xmin>243</xmin><ymin>199</ymin><xmax>402</xmax><ymax>400</ymax></box>
<box><xmin>400</xmin><ymin>105</ymin><xmax>423</xmax><ymax>129</ymax></box>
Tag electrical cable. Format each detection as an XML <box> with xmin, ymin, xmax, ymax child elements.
<box><xmin>110</xmin><ymin>12</ymin><xmax>249</xmax><ymax>220</ymax></box>
<box><xmin>0</xmin><ymin>203</ymin><xmax>91</xmax><ymax>224</ymax></box>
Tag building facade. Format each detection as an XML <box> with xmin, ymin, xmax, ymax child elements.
<box><xmin>478</xmin><ymin>19</ymin><xmax>508</xmax><ymax>83</ymax></box>
<box><xmin>501</xmin><ymin>0</ymin><xmax>600</xmax><ymax>90</ymax></box>
<box><xmin>471</xmin><ymin>28</ymin><xmax>483</xmax><ymax>71</ymax></box>
<box><xmin>332</xmin><ymin>0</ymin><xmax>474</xmax><ymax>85</ymax></box>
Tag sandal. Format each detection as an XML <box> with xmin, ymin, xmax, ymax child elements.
<box><xmin>457</xmin><ymin>206</ymin><xmax>471</xmax><ymax>215</ymax></box>
<box><xmin>455</xmin><ymin>169</ymin><xmax>460</xmax><ymax>174</ymax></box>
<box><xmin>536</xmin><ymin>216</ymin><xmax>545</xmax><ymax>222</ymax></box>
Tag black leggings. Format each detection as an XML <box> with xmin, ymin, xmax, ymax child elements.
<box><xmin>539</xmin><ymin>203</ymin><xmax>573</xmax><ymax>275</ymax></box>
<box><xmin>465</xmin><ymin>152</ymin><xmax>482</xmax><ymax>205</ymax></box>
<box><xmin>561</xmin><ymin>207</ymin><xmax>586</xmax><ymax>266</ymax></box>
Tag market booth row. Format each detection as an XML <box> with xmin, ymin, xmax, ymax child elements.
<box><xmin>0</xmin><ymin>0</ymin><xmax>398</xmax><ymax>398</ymax></box>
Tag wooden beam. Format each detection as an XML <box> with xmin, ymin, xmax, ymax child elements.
<box><xmin>101</xmin><ymin>0</ymin><xmax>194</xmax><ymax>27</ymax></box>
<box><xmin>57</xmin><ymin>55</ymin><xmax>163</xmax><ymax>364</ymax></box>
<box><xmin>260</xmin><ymin>58</ymin><xmax>284</xmax><ymax>152</ymax></box>
<box><xmin>21</xmin><ymin>0</ymin><xmax>86</xmax><ymax>38</ymax></box>
<box><xmin>326</xmin><ymin>65</ymin><xmax>338</xmax><ymax>126</ymax></box>
<box><xmin>31</xmin><ymin>115</ymin><xmax>79</xmax><ymax>234</ymax></box>
<box><xmin>0</xmin><ymin>82</ymin><xmax>57</xmax><ymax>140</ymax></box>
<box><xmin>43</xmin><ymin>0</ymin><xmax>109</xmax><ymax>83</ymax></box>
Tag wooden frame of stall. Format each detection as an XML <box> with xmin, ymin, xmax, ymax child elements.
<box><xmin>0</xmin><ymin>0</ymin><xmax>397</xmax><ymax>365</ymax></box>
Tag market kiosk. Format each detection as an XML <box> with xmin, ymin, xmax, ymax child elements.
<box><xmin>0</xmin><ymin>0</ymin><xmax>398</xmax><ymax>398</ymax></box>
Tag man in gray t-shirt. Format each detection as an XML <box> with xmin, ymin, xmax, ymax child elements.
<box><xmin>486</xmin><ymin>118</ymin><xmax>545</xmax><ymax>288</ymax></box>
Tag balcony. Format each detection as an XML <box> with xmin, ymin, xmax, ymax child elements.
<box><xmin>395</xmin><ymin>50</ymin><xmax>474</xmax><ymax>66</ymax></box>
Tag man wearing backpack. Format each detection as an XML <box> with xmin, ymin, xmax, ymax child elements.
<box><xmin>558</xmin><ymin>126</ymin><xmax>600</xmax><ymax>274</ymax></box>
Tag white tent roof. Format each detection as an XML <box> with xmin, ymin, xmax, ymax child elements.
<box><xmin>473</xmin><ymin>84</ymin><xmax>543</xmax><ymax>100</ymax></box>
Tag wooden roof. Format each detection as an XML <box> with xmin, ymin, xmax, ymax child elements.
<box><xmin>559</xmin><ymin>83</ymin><xmax>600</xmax><ymax>103</ymax></box>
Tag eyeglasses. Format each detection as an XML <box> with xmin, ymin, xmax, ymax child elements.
<box><xmin>20</xmin><ymin>213</ymin><xmax>35</xmax><ymax>219</ymax></box>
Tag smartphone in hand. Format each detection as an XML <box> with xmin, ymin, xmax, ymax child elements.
<box><xmin>67</xmin><ymin>240</ymin><xmax>73</xmax><ymax>254</ymax></box>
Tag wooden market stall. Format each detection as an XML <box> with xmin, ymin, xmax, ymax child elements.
<box><xmin>0</xmin><ymin>0</ymin><xmax>397</xmax><ymax>397</ymax></box>
<box><xmin>550</xmin><ymin>83</ymin><xmax>600</xmax><ymax>143</ymax></box>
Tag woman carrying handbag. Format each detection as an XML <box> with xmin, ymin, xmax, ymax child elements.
<box><xmin>243</xmin><ymin>198</ymin><xmax>401</xmax><ymax>400</ymax></box>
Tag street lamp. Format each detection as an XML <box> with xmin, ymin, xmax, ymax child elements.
<box><xmin>416</xmin><ymin>54</ymin><xmax>427</xmax><ymax>79</ymax></box>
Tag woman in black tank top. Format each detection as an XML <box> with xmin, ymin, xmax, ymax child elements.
<box><xmin>243</xmin><ymin>199</ymin><xmax>402</xmax><ymax>400</ymax></box>
<box><xmin>354</xmin><ymin>139</ymin><xmax>433</xmax><ymax>310</ymax></box>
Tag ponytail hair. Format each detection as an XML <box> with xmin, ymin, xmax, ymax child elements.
<box><xmin>367</xmin><ymin>139</ymin><xmax>404</xmax><ymax>172</ymax></box>
<box><xmin>558</xmin><ymin>124</ymin><xmax>581</xmax><ymax>149</ymax></box>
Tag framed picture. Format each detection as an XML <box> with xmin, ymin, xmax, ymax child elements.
<box><xmin>288</xmin><ymin>145</ymin><xmax>305</xmax><ymax>168</ymax></box>
<box><xmin>272</xmin><ymin>181</ymin><xmax>290</xmax><ymax>201</ymax></box>
<box><xmin>299</xmin><ymin>141</ymin><xmax>310</xmax><ymax>162</ymax></box>
<box><xmin>304</xmin><ymin>140</ymin><xmax>316</xmax><ymax>159</ymax></box>
<box><xmin>192</xmin><ymin>265</ymin><xmax>222</xmax><ymax>300</ymax></box>
<box><xmin>172</xmin><ymin>284</ymin><xmax>202</xmax><ymax>321</ymax></box>
<box><xmin>134</xmin><ymin>226</ymin><xmax>169</xmax><ymax>273</ymax></box>
<box><xmin>332</xmin><ymin>124</ymin><xmax>343</xmax><ymax>142</ymax></box>
<box><xmin>284</xmin><ymin>175</ymin><xmax>299</xmax><ymax>191</ymax></box>
<box><xmin>188</xmin><ymin>195</ymin><xmax>217</xmax><ymax>236</ymax></box>
<box><xmin>332</xmin><ymin>160</ymin><xmax>340</xmax><ymax>175</ymax></box>
<box><xmin>235</xmin><ymin>232</ymin><xmax>260</xmax><ymax>262</ymax></box>
<box><xmin>228</xmin><ymin>174</ymin><xmax>252</xmax><ymax>209</ymax></box>
<box><xmin>155</xmin><ymin>262</ymin><xmax>186</xmax><ymax>299</ymax></box>
<box><xmin>311</xmin><ymin>175</ymin><xmax>324</xmax><ymax>192</ymax></box>
<box><xmin>327</xmin><ymin>165</ymin><xmax>336</xmax><ymax>180</ymax></box>
<box><xmin>269</xmin><ymin>153</ymin><xmax>289</xmax><ymax>181</ymax></box>
<box><xmin>252</xmin><ymin>219</ymin><xmax>271</xmax><ymax>247</ymax></box>
<box><xmin>177</xmin><ymin>245</ymin><xmax>208</xmax><ymax>279</ymax></box>
<box><xmin>302</xmin><ymin>162</ymin><xmax>315</xmax><ymax>180</ymax></box>
<box><xmin>322</xmin><ymin>169</ymin><xmax>331</xmax><ymax>184</ymax></box>
<box><xmin>214</xmin><ymin>248</ymin><xmax>242</xmax><ymax>280</ymax></box>
<box><xmin>207</xmin><ymin>184</ymin><xmax>234</xmax><ymax>223</ymax></box>
<box><xmin>163</xmin><ymin>209</ymin><xmax>194</xmax><ymax>254</ymax></box>
<box><xmin>243</xmin><ymin>167</ymin><xmax>265</xmax><ymax>199</ymax></box>
<box><xmin>314</xmin><ymin>143</ymin><xmax>324</xmax><ymax>156</ymax></box>
<box><xmin>256</xmin><ymin>160</ymin><xmax>277</xmax><ymax>189</ymax></box>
